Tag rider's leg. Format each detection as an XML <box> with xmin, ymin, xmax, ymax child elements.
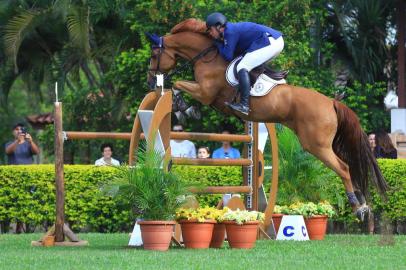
<box><xmin>229</xmin><ymin>36</ymin><xmax>284</xmax><ymax>114</ymax></box>
<box><xmin>228</xmin><ymin>69</ymin><xmax>250</xmax><ymax>115</ymax></box>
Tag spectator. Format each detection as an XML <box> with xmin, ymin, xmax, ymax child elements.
<box><xmin>212</xmin><ymin>130</ymin><xmax>240</xmax><ymax>159</ymax></box>
<box><xmin>170</xmin><ymin>124</ymin><xmax>196</xmax><ymax>158</ymax></box>
<box><xmin>95</xmin><ymin>143</ymin><xmax>120</xmax><ymax>166</ymax></box>
<box><xmin>368</xmin><ymin>133</ymin><xmax>376</xmax><ymax>152</ymax></box>
<box><xmin>374</xmin><ymin>131</ymin><xmax>397</xmax><ymax>159</ymax></box>
<box><xmin>5</xmin><ymin>123</ymin><xmax>40</xmax><ymax>165</ymax></box>
<box><xmin>197</xmin><ymin>146</ymin><xmax>211</xmax><ymax>158</ymax></box>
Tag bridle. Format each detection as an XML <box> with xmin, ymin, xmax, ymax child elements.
<box><xmin>148</xmin><ymin>36</ymin><xmax>218</xmax><ymax>82</ymax></box>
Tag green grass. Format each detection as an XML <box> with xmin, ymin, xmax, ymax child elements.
<box><xmin>0</xmin><ymin>234</ymin><xmax>405</xmax><ymax>270</ymax></box>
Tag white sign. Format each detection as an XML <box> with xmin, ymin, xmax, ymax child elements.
<box><xmin>156</xmin><ymin>74</ymin><xmax>164</xmax><ymax>95</ymax></box>
<box><xmin>258</xmin><ymin>122</ymin><xmax>268</xmax><ymax>153</ymax></box>
<box><xmin>276</xmin><ymin>215</ymin><xmax>309</xmax><ymax>241</ymax></box>
<box><xmin>138</xmin><ymin>110</ymin><xmax>165</xmax><ymax>155</ymax></box>
<box><xmin>128</xmin><ymin>221</ymin><xmax>143</xmax><ymax>246</ymax></box>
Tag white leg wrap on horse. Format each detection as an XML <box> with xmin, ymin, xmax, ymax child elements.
<box><xmin>236</xmin><ymin>36</ymin><xmax>284</xmax><ymax>72</ymax></box>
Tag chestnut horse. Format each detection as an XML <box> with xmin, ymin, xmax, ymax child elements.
<box><xmin>146</xmin><ymin>19</ymin><xmax>387</xmax><ymax>219</ymax></box>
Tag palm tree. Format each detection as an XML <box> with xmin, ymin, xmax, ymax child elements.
<box><xmin>0</xmin><ymin>0</ymin><xmax>141</xmax><ymax>163</ymax></box>
<box><xmin>1</xmin><ymin>0</ymin><xmax>136</xmax><ymax>109</ymax></box>
<box><xmin>327</xmin><ymin>0</ymin><xmax>395</xmax><ymax>84</ymax></box>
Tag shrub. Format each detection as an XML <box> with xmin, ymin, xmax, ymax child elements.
<box><xmin>0</xmin><ymin>159</ymin><xmax>404</xmax><ymax>232</ymax></box>
<box><xmin>372</xmin><ymin>159</ymin><xmax>406</xmax><ymax>220</ymax></box>
<box><xmin>0</xmin><ymin>165</ymin><xmax>132</xmax><ymax>232</ymax></box>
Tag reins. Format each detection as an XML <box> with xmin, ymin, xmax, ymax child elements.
<box><xmin>148</xmin><ymin>36</ymin><xmax>218</xmax><ymax>82</ymax></box>
<box><xmin>164</xmin><ymin>45</ymin><xmax>217</xmax><ymax>80</ymax></box>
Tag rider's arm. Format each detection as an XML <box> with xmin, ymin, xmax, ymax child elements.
<box><xmin>215</xmin><ymin>28</ymin><xmax>239</xmax><ymax>62</ymax></box>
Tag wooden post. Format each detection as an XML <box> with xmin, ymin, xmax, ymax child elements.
<box><xmin>252</xmin><ymin>122</ymin><xmax>259</xmax><ymax>211</ymax></box>
<box><xmin>397</xmin><ymin>0</ymin><xmax>405</xmax><ymax>107</ymax></box>
<box><xmin>33</xmin><ymin>101</ymin><xmax>87</xmax><ymax>246</ymax></box>
<box><xmin>54</xmin><ymin>102</ymin><xmax>65</xmax><ymax>242</ymax></box>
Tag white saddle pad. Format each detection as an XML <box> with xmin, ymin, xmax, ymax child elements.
<box><xmin>226</xmin><ymin>56</ymin><xmax>286</xmax><ymax>97</ymax></box>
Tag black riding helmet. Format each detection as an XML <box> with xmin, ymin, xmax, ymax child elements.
<box><xmin>206</xmin><ymin>12</ymin><xmax>227</xmax><ymax>29</ymax></box>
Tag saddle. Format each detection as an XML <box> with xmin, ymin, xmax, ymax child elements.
<box><xmin>232</xmin><ymin>58</ymin><xmax>289</xmax><ymax>86</ymax></box>
<box><xmin>226</xmin><ymin>56</ymin><xmax>288</xmax><ymax>97</ymax></box>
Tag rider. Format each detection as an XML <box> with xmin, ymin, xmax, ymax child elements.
<box><xmin>206</xmin><ymin>12</ymin><xmax>284</xmax><ymax>115</ymax></box>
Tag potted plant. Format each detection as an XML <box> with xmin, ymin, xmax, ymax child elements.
<box><xmin>272</xmin><ymin>205</ymin><xmax>290</xmax><ymax>234</ymax></box>
<box><xmin>222</xmin><ymin>209</ymin><xmax>264</xmax><ymax>249</ymax></box>
<box><xmin>175</xmin><ymin>206</ymin><xmax>217</xmax><ymax>249</ymax></box>
<box><xmin>104</xmin><ymin>147</ymin><xmax>190</xmax><ymax>251</ymax></box>
<box><xmin>209</xmin><ymin>207</ymin><xmax>229</xmax><ymax>248</ymax></box>
<box><xmin>288</xmin><ymin>201</ymin><xmax>335</xmax><ymax>240</ymax></box>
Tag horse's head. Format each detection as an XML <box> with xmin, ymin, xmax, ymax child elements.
<box><xmin>146</xmin><ymin>33</ymin><xmax>177</xmax><ymax>90</ymax></box>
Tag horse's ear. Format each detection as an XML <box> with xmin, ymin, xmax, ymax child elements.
<box><xmin>145</xmin><ymin>32</ymin><xmax>161</xmax><ymax>45</ymax></box>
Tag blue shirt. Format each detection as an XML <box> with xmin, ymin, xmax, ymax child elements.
<box><xmin>5</xmin><ymin>141</ymin><xmax>34</xmax><ymax>165</ymax></box>
<box><xmin>212</xmin><ymin>147</ymin><xmax>241</xmax><ymax>159</ymax></box>
<box><xmin>215</xmin><ymin>22</ymin><xmax>283</xmax><ymax>62</ymax></box>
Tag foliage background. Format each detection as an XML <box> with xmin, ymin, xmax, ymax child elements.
<box><xmin>0</xmin><ymin>1</ymin><xmax>401</xmax><ymax>233</ymax></box>
<box><xmin>0</xmin><ymin>0</ymin><xmax>397</xmax><ymax>164</ymax></box>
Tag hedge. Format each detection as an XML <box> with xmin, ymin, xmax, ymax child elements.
<box><xmin>0</xmin><ymin>160</ymin><xmax>404</xmax><ymax>232</ymax></box>
<box><xmin>372</xmin><ymin>159</ymin><xmax>406</xmax><ymax>220</ymax></box>
<box><xmin>0</xmin><ymin>165</ymin><xmax>243</xmax><ymax>232</ymax></box>
<box><xmin>0</xmin><ymin>165</ymin><xmax>132</xmax><ymax>232</ymax></box>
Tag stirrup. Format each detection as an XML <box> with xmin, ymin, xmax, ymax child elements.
<box><xmin>228</xmin><ymin>103</ymin><xmax>249</xmax><ymax>115</ymax></box>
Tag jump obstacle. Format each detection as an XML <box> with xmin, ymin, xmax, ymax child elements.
<box><xmin>34</xmin><ymin>88</ymin><xmax>280</xmax><ymax>245</ymax></box>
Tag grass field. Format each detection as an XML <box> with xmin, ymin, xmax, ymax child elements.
<box><xmin>0</xmin><ymin>234</ymin><xmax>405</xmax><ymax>270</ymax></box>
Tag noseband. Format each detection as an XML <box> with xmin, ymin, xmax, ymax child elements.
<box><xmin>148</xmin><ymin>37</ymin><xmax>172</xmax><ymax>76</ymax></box>
<box><xmin>148</xmin><ymin>36</ymin><xmax>218</xmax><ymax>81</ymax></box>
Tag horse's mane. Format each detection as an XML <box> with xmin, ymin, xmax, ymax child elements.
<box><xmin>170</xmin><ymin>18</ymin><xmax>207</xmax><ymax>34</ymax></box>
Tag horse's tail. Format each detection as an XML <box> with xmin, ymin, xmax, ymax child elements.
<box><xmin>332</xmin><ymin>100</ymin><xmax>388</xmax><ymax>197</ymax></box>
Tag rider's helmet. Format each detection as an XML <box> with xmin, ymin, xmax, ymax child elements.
<box><xmin>206</xmin><ymin>12</ymin><xmax>227</xmax><ymax>29</ymax></box>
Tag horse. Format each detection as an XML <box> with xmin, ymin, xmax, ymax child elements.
<box><xmin>146</xmin><ymin>18</ymin><xmax>388</xmax><ymax>220</ymax></box>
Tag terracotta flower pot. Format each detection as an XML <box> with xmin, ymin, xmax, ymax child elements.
<box><xmin>304</xmin><ymin>215</ymin><xmax>328</xmax><ymax>240</ymax></box>
<box><xmin>138</xmin><ymin>220</ymin><xmax>176</xmax><ymax>251</ymax></box>
<box><xmin>210</xmin><ymin>223</ymin><xmax>226</xmax><ymax>248</ymax></box>
<box><xmin>43</xmin><ymin>235</ymin><xmax>55</xmax><ymax>247</ymax></box>
<box><xmin>223</xmin><ymin>220</ymin><xmax>259</xmax><ymax>249</ymax></box>
<box><xmin>272</xmin><ymin>214</ymin><xmax>284</xmax><ymax>234</ymax></box>
<box><xmin>179</xmin><ymin>219</ymin><xmax>215</xmax><ymax>249</ymax></box>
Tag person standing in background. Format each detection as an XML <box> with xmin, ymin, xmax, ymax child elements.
<box><xmin>170</xmin><ymin>124</ymin><xmax>196</xmax><ymax>158</ymax></box>
<box><xmin>197</xmin><ymin>146</ymin><xmax>211</xmax><ymax>158</ymax></box>
<box><xmin>4</xmin><ymin>123</ymin><xmax>40</xmax><ymax>233</ymax></box>
<box><xmin>368</xmin><ymin>133</ymin><xmax>376</xmax><ymax>153</ymax></box>
<box><xmin>212</xmin><ymin>130</ymin><xmax>240</xmax><ymax>159</ymax></box>
<box><xmin>95</xmin><ymin>143</ymin><xmax>120</xmax><ymax>166</ymax></box>
<box><xmin>374</xmin><ymin>131</ymin><xmax>397</xmax><ymax>159</ymax></box>
<box><xmin>5</xmin><ymin>123</ymin><xmax>40</xmax><ymax>165</ymax></box>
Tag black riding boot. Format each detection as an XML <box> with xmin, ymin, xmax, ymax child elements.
<box><xmin>228</xmin><ymin>68</ymin><xmax>250</xmax><ymax>115</ymax></box>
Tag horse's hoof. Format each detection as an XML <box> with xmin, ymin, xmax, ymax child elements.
<box><xmin>356</xmin><ymin>206</ymin><xmax>370</xmax><ymax>222</ymax></box>
<box><xmin>185</xmin><ymin>106</ymin><xmax>201</xmax><ymax>120</ymax></box>
<box><xmin>172</xmin><ymin>92</ymin><xmax>189</xmax><ymax>111</ymax></box>
<box><xmin>174</xmin><ymin>111</ymin><xmax>187</xmax><ymax>125</ymax></box>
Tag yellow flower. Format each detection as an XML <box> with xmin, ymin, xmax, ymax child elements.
<box><xmin>175</xmin><ymin>207</ymin><xmax>219</xmax><ymax>223</ymax></box>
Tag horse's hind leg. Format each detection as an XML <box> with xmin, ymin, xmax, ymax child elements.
<box><xmin>310</xmin><ymin>147</ymin><xmax>370</xmax><ymax>220</ymax></box>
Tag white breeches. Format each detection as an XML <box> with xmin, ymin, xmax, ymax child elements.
<box><xmin>236</xmin><ymin>36</ymin><xmax>284</xmax><ymax>72</ymax></box>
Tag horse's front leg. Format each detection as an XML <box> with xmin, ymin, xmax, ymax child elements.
<box><xmin>173</xmin><ymin>80</ymin><xmax>214</xmax><ymax>105</ymax></box>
